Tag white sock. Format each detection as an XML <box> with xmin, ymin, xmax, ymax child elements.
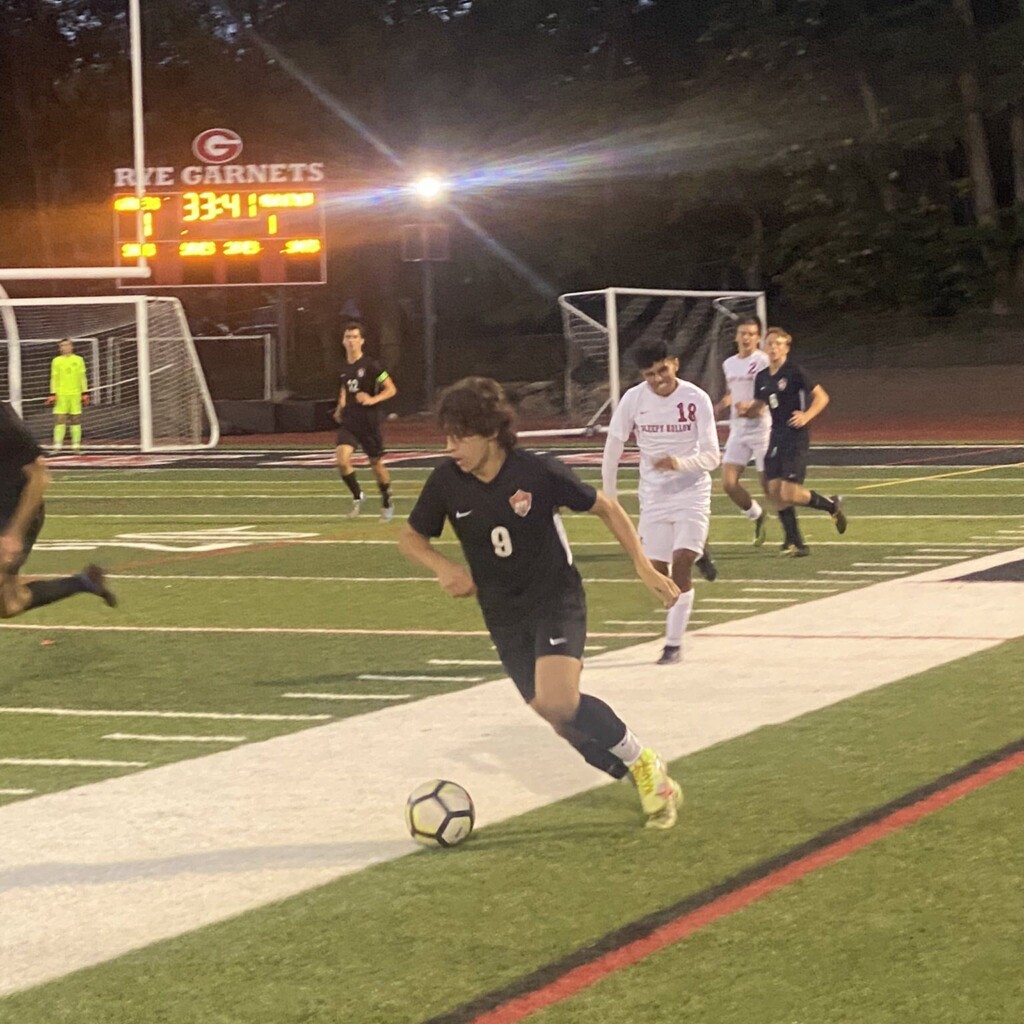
<box><xmin>665</xmin><ymin>588</ymin><xmax>695</xmax><ymax>646</ymax></box>
<box><xmin>610</xmin><ymin>728</ymin><xmax>643</xmax><ymax>765</ymax></box>
<box><xmin>744</xmin><ymin>500</ymin><xmax>764</xmax><ymax>520</ymax></box>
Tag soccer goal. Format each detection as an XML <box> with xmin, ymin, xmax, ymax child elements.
<box><xmin>557</xmin><ymin>288</ymin><xmax>767</xmax><ymax>433</ymax></box>
<box><xmin>0</xmin><ymin>295</ymin><xmax>219</xmax><ymax>450</ymax></box>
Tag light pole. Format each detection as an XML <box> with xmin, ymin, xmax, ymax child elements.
<box><xmin>403</xmin><ymin>175</ymin><xmax>450</xmax><ymax>409</ymax></box>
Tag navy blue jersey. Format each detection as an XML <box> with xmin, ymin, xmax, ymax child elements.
<box><xmin>408</xmin><ymin>448</ymin><xmax>597</xmax><ymax>628</ymax></box>
<box><xmin>753</xmin><ymin>359</ymin><xmax>818</xmax><ymax>444</ymax></box>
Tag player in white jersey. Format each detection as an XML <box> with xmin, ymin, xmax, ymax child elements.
<box><xmin>602</xmin><ymin>340</ymin><xmax>720</xmax><ymax>665</ymax></box>
<box><xmin>715</xmin><ymin>317</ymin><xmax>772</xmax><ymax>545</ymax></box>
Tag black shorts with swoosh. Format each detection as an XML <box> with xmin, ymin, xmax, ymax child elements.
<box><xmin>487</xmin><ymin>585</ymin><xmax>588</xmax><ymax>702</ymax></box>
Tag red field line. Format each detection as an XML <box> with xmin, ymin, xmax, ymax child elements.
<box><xmin>459</xmin><ymin>743</ymin><xmax>1024</xmax><ymax>1024</ymax></box>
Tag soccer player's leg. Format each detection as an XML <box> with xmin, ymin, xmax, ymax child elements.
<box><xmin>334</xmin><ymin>431</ymin><xmax>364</xmax><ymax>516</ymax></box>
<box><xmin>639</xmin><ymin>516</ymin><xmax>681</xmax><ymax>664</ymax></box>
<box><xmin>0</xmin><ymin>511</ymin><xmax>115</xmax><ymax>618</ymax></box>
<box><xmin>366</xmin><ymin>430</ymin><xmax>393</xmax><ymax>521</ymax></box>
<box><xmin>661</xmin><ymin>509</ymin><xmax>707</xmax><ymax>665</ymax></box>
<box><xmin>533</xmin><ymin>650</ymin><xmax>680</xmax><ymax>829</ymax></box>
<box><xmin>778</xmin><ymin>454</ymin><xmax>811</xmax><ymax>555</ymax></box>
<box><xmin>52</xmin><ymin>396</ymin><xmax>70</xmax><ymax>451</ymax></box>
<box><xmin>722</xmin><ymin>437</ymin><xmax>765</xmax><ymax>544</ymax></box>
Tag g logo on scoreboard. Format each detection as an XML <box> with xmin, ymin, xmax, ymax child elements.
<box><xmin>192</xmin><ymin>128</ymin><xmax>244</xmax><ymax>165</ymax></box>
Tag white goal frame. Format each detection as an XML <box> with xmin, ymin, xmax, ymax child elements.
<box><xmin>1</xmin><ymin>294</ymin><xmax>219</xmax><ymax>451</ymax></box>
<box><xmin>557</xmin><ymin>287</ymin><xmax>768</xmax><ymax>433</ymax></box>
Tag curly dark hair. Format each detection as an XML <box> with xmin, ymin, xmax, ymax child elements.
<box><xmin>437</xmin><ymin>377</ymin><xmax>517</xmax><ymax>452</ymax></box>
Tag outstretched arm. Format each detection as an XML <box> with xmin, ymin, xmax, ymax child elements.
<box><xmin>600</xmin><ymin>434</ymin><xmax>626</xmax><ymax>500</ymax></box>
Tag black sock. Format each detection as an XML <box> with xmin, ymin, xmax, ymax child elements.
<box><xmin>778</xmin><ymin>507</ymin><xmax>805</xmax><ymax>547</ymax></box>
<box><xmin>570</xmin><ymin>693</ymin><xmax>628</xmax><ymax>749</ymax></box>
<box><xmin>571</xmin><ymin>737</ymin><xmax>628</xmax><ymax>779</ymax></box>
<box><xmin>807</xmin><ymin>490</ymin><xmax>836</xmax><ymax>514</ymax></box>
<box><xmin>25</xmin><ymin>576</ymin><xmax>87</xmax><ymax>609</ymax></box>
<box><xmin>378</xmin><ymin>481</ymin><xmax>392</xmax><ymax>508</ymax></box>
<box><xmin>341</xmin><ymin>472</ymin><xmax>361</xmax><ymax>499</ymax></box>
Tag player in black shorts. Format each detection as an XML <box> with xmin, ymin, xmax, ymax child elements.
<box><xmin>750</xmin><ymin>327</ymin><xmax>847</xmax><ymax>557</ymax></box>
<box><xmin>0</xmin><ymin>403</ymin><xmax>116</xmax><ymax>618</ymax></box>
<box><xmin>399</xmin><ymin>376</ymin><xmax>685</xmax><ymax>830</ymax></box>
<box><xmin>332</xmin><ymin>323</ymin><xmax>398</xmax><ymax>521</ymax></box>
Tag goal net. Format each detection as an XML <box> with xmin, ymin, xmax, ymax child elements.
<box><xmin>0</xmin><ymin>296</ymin><xmax>219</xmax><ymax>450</ymax></box>
<box><xmin>558</xmin><ymin>288</ymin><xmax>767</xmax><ymax>432</ymax></box>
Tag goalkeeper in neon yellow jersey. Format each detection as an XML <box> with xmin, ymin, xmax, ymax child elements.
<box><xmin>47</xmin><ymin>338</ymin><xmax>90</xmax><ymax>452</ymax></box>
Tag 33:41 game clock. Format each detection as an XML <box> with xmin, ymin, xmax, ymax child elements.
<box><xmin>114</xmin><ymin>190</ymin><xmax>327</xmax><ymax>288</ymax></box>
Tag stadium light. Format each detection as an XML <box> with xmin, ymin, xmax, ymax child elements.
<box><xmin>410</xmin><ymin>174</ymin><xmax>448</xmax><ymax>204</ymax></box>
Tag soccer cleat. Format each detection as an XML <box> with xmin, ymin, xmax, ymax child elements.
<box><xmin>645</xmin><ymin>777</ymin><xmax>684</xmax><ymax>831</ymax></box>
<box><xmin>656</xmin><ymin>645</ymin><xmax>681</xmax><ymax>665</ymax></box>
<box><xmin>347</xmin><ymin>493</ymin><xmax>365</xmax><ymax>518</ymax></box>
<box><xmin>380</xmin><ymin>504</ymin><xmax>395</xmax><ymax>523</ymax></box>
<box><xmin>695</xmin><ymin>548</ymin><xmax>718</xmax><ymax>582</ymax></box>
<box><xmin>753</xmin><ymin>511</ymin><xmax>768</xmax><ymax>547</ymax></box>
<box><xmin>79</xmin><ymin>565</ymin><xmax>117</xmax><ymax>608</ymax></box>
<box><xmin>829</xmin><ymin>495</ymin><xmax>847</xmax><ymax>535</ymax></box>
<box><xmin>629</xmin><ymin>748</ymin><xmax>679</xmax><ymax>828</ymax></box>
<box><xmin>790</xmin><ymin>545</ymin><xmax>811</xmax><ymax>558</ymax></box>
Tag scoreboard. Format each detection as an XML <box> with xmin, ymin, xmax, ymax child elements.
<box><xmin>114</xmin><ymin>190</ymin><xmax>327</xmax><ymax>287</ymax></box>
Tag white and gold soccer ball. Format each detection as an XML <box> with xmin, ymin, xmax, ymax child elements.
<box><xmin>405</xmin><ymin>779</ymin><xmax>475</xmax><ymax>848</ymax></box>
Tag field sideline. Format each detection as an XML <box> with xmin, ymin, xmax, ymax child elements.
<box><xmin>1</xmin><ymin>454</ymin><xmax>1023</xmax><ymax>1022</ymax></box>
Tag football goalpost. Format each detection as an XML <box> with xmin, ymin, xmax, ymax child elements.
<box><xmin>0</xmin><ymin>295</ymin><xmax>219</xmax><ymax>450</ymax></box>
<box><xmin>555</xmin><ymin>287</ymin><xmax>767</xmax><ymax>434</ymax></box>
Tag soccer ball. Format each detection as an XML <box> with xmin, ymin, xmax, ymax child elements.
<box><xmin>405</xmin><ymin>779</ymin><xmax>475</xmax><ymax>848</ymax></box>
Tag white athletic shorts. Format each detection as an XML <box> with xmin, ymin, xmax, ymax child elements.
<box><xmin>638</xmin><ymin>506</ymin><xmax>710</xmax><ymax>563</ymax></box>
<box><xmin>722</xmin><ymin>430</ymin><xmax>771</xmax><ymax>472</ymax></box>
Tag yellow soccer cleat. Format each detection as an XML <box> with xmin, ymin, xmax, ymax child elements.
<box><xmin>629</xmin><ymin>748</ymin><xmax>681</xmax><ymax>829</ymax></box>
<box><xmin>645</xmin><ymin>777</ymin><xmax>683</xmax><ymax>831</ymax></box>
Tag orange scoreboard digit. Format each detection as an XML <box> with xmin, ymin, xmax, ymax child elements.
<box><xmin>114</xmin><ymin>190</ymin><xmax>327</xmax><ymax>287</ymax></box>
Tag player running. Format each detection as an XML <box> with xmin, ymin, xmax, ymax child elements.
<box><xmin>749</xmin><ymin>327</ymin><xmax>847</xmax><ymax>556</ymax></box>
<box><xmin>47</xmin><ymin>338</ymin><xmax>89</xmax><ymax>452</ymax></box>
<box><xmin>716</xmin><ymin>317</ymin><xmax>771</xmax><ymax>545</ymax></box>
<box><xmin>332</xmin><ymin>323</ymin><xmax>398</xmax><ymax>521</ymax></box>
<box><xmin>1</xmin><ymin>402</ymin><xmax>116</xmax><ymax>618</ymax></box>
<box><xmin>399</xmin><ymin>376</ymin><xmax>684</xmax><ymax>830</ymax></box>
<box><xmin>602</xmin><ymin>341</ymin><xmax>720</xmax><ymax>666</ymax></box>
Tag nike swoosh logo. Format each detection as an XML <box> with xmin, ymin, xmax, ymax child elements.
<box><xmin>549</xmin><ymin>637</ymin><xmax>567</xmax><ymax>645</ymax></box>
<box><xmin>455</xmin><ymin>510</ymin><xmax>473</xmax><ymax>519</ymax></box>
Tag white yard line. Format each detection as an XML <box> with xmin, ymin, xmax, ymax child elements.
<box><xmin>741</xmin><ymin>587</ymin><xmax>838</xmax><ymax>594</ymax></box>
<box><xmin>103</xmin><ymin>734</ymin><xmax>246</xmax><ymax>744</ymax></box>
<box><xmin>357</xmin><ymin>674</ymin><xmax>484</xmax><ymax>683</ymax></box>
<box><xmin>0</xmin><ymin>789</ymin><xmax>34</xmax><ymax>796</ymax></box>
<box><xmin>0</xmin><ymin>758</ymin><xmax>148</xmax><ymax>768</ymax></box>
<box><xmin>0</xmin><ymin>548</ymin><xmax>1021</xmax><ymax>997</ymax></box>
<box><xmin>0</xmin><ymin>624</ymin><xmax>657</xmax><ymax>639</ymax></box>
<box><xmin>38</xmin><ymin>513</ymin><xmax>1024</xmax><ymax>520</ymax></box>
<box><xmin>0</xmin><ymin>708</ymin><xmax>330</xmax><ymax>722</ymax></box>
<box><xmin>428</xmin><ymin>659</ymin><xmax>502</xmax><ymax>667</ymax></box>
<box><xmin>282</xmin><ymin>693</ymin><xmax>410</xmax><ymax>702</ymax></box>
<box><xmin>818</xmin><ymin>570</ymin><xmax>906</xmax><ymax>576</ymax></box>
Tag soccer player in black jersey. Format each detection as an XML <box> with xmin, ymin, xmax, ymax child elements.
<box><xmin>332</xmin><ymin>323</ymin><xmax>398</xmax><ymax>521</ymax></box>
<box><xmin>1</xmin><ymin>403</ymin><xmax>115</xmax><ymax>618</ymax></box>
<box><xmin>399</xmin><ymin>377</ymin><xmax>685</xmax><ymax>830</ymax></box>
<box><xmin>749</xmin><ymin>328</ymin><xmax>847</xmax><ymax>556</ymax></box>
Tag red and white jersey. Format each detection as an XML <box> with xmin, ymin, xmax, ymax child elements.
<box><xmin>607</xmin><ymin>378</ymin><xmax>718</xmax><ymax>514</ymax></box>
<box><xmin>722</xmin><ymin>351</ymin><xmax>771</xmax><ymax>434</ymax></box>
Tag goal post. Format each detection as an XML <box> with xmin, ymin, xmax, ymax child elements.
<box><xmin>0</xmin><ymin>295</ymin><xmax>219</xmax><ymax>451</ymax></box>
<box><xmin>557</xmin><ymin>287</ymin><xmax>767</xmax><ymax>433</ymax></box>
